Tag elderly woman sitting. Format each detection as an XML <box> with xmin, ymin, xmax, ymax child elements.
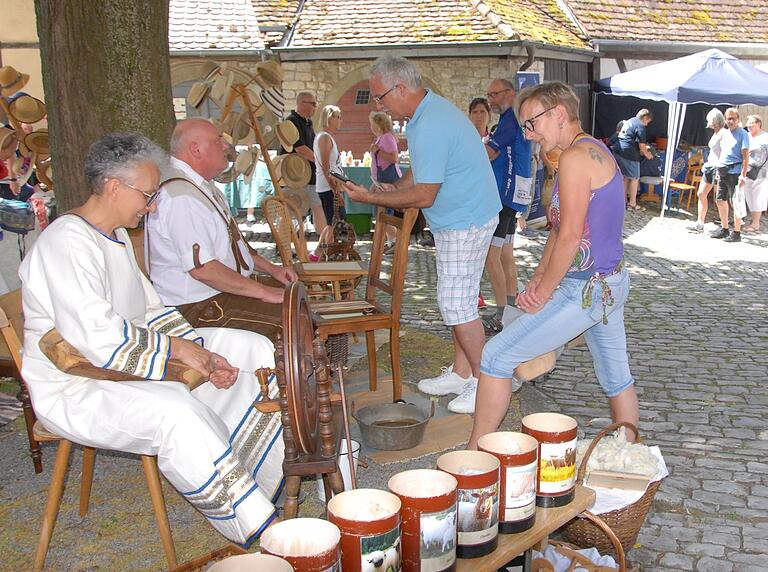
<box><xmin>19</xmin><ymin>132</ymin><xmax>284</xmax><ymax>544</ymax></box>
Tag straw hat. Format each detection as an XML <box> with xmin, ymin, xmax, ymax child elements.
<box><xmin>8</xmin><ymin>95</ymin><xmax>47</xmax><ymax>124</ymax></box>
<box><xmin>36</xmin><ymin>157</ymin><xmax>53</xmax><ymax>189</ymax></box>
<box><xmin>0</xmin><ymin>65</ymin><xmax>30</xmax><ymax>96</ymax></box>
<box><xmin>275</xmin><ymin>120</ymin><xmax>300</xmax><ymax>152</ymax></box>
<box><xmin>234</xmin><ymin>148</ymin><xmax>259</xmax><ymax>175</ymax></box>
<box><xmin>200</xmin><ymin>61</ymin><xmax>221</xmax><ymax>81</ymax></box>
<box><xmin>24</xmin><ymin>129</ymin><xmax>49</xmax><ymax>154</ymax></box>
<box><xmin>273</xmin><ymin>153</ymin><xmax>311</xmax><ymax>190</ymax></box>
<box><xmin>0</xmin><ymin>127</ymin><xmax>18</xmax><ymax>160</ymax></box>
<box><xmin>282</xmin><ymin>187</ymin><xmax>311</xmax><ymax>215</ymax></box>
<box><xmin>210</xmin><ymin>70</ymin><xmax>234</xmax><ymax>103</ymax></box>
<box><xmin>214</xmin><ymin>165</ymin><xmax>238</xmax><ymax>184</ymax></box>
<box><xmin>261</xmin><ymin>86</ymin><xmax>286</xmax><ymax>120</ymax></box>
<box><xmin>186</xmin><ymin>81</ymin><xmax>210</xmax><ymax>109</ymax></box>
<box><xmin>254</xmin><ymin>60</ymin><xmax>283</xmax><ymax>89</ymax></box>
<box><xmin>243</xmin><ymin>87</ymin><xmax>265</xmax><ymax>118</ymax></box>
<box><xmin>12</xmin><ymin>153</ymin><xmax>36</xmax><ymax>187</ymax></box>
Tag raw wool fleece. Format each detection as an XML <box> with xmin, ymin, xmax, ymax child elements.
<box><xmin>575</xmin><ymin>427</ymin><xmax>660</xmax><ymax>477</ymax></box>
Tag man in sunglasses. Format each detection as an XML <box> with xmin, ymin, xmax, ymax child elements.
<box><xmin>482</xmin><ymin>78</ymin><xmax>533</xmax><ymax>333</ymax></box>
<box><xmin>146</xmin><ymin>118</ymin><xmax>297</xmax><ymax>342</ymax></box>
<box><xmin>340</xmin><ymin>55</ymin><xmax>501</xmax><ymax>415</ymax></box>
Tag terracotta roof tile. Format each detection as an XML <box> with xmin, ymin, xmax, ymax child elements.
<box><xmin>248</xmin><ymin>0</ymin><xmax>301</xmax><ymax>46</ymax></box>
<box><xmin>169</xmin><ymin>0</ymin><xmax>265</xmax><ymax>50</ymax></box>
<box><xmin>289</xmin><ymin>0</ymin><xmax>589</xmax><ymax>49</ymax></box>
<box><xmin>565</xmin><ymin>0</ymin><xmax>768</xmax><ymax>44</ymax></box>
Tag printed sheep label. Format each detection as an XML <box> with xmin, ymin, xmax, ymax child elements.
<box><xmin>360</xmin><ymin>527</ymin><xmax>401</xmax><ymax>572</ymax></box>
<box><xmin>538</xmin><ymin>438</ymin><xmax>577</xmax><ymax>494</ymax></box>
<box><xmin>419</xmin><ymin>505</ymin><xmax>457</xmax><ymax>571</ymax></box>
<box><xmin>503</xmin><ymin>461</ymin><xmax>537</xmax><ymax>521</ymax></box>
<box><xmin>456</xmin><ymin>483</ymin><xmax>499</xmax><ymax>546</ymax></box>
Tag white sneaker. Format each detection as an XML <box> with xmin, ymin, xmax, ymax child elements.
<box><xmin>418</xmin><ymin>365</ymin><xmax>473</xmax><ymax>396</ymax></box>
<box><xmin>447</xmin><ymin>379</ymin><xmax>479</xmax><ymax>414</ymax></box>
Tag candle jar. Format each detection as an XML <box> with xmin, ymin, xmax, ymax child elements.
<box><xmin>522</xmin><ymin>412</ymin><xmax>578</xmax><ymax>508</ymax></box>
<box><xmin>478</xmin><ymin>431</ymin><xmax>538</xmax><ymax>533</ymax></box>
<box><xmin>436</xmin><ymin>450</ymin><xmax>500</xmax><ymax>558</ymax></box>
<box><xmin>260</xmin><ymin>518</ymin><xmax>341</xmax><ymax>571</ymax></box>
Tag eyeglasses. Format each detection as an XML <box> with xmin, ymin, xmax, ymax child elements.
<box><xmin>302</xmin><ymin>100</ymin><xmax>318</xmax><ymax>107</ymax></box>
<box><xmin>120</xmin><ymin>181</ymin><xmax>160</xmax><ymax>206</ymax></box>
<box><xmin>373</xmin><ymin>84</ymin><xmax>399</xmax><ymax>104</ymax></box>
<box><xmin>522</xmin><ymin>107</ymin><xmax>556</xmax><ymax>132</ymax></box>
<box><xmin>485</xmin><ymin>88</ymin><xmax>511</xmax><ymax>99</ymax></box>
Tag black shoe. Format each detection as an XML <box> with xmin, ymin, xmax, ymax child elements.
<box><xmin>710</xmin><ymin>227</ymin><xmax>729</xmax><ymax>239</ymax></box>
<box><xmin>417</xmin><ymin>232</ymin><xmax>435</xmax><ymax>247</ymax></box>
<box><xmin>723</xmin><ymin>231</ymin><xmax>741</xmax><ymax>242</ymax></box>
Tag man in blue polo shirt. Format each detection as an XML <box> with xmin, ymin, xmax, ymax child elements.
<box><xmin>341</xmin><ymin>55</ymin><xmax>501</xmax><ymax>414</ymax></box>
<box><xmin>710</xmin><ymin>107</ymin><xmax>749</xmax><ymax>242</ymax></box>
<box><xmin>483</xmin><ymin>78</ymin><xmax>533</xmax><ymax>330</ymax></box>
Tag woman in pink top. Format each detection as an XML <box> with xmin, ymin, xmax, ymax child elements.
<box><xmin>369</xmin><ymin>112</ymin><xmax>402</xmax><ymax>250</ymax></box>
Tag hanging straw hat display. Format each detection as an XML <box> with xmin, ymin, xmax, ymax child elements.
<box><xmin>282</xmin><ymin>187</ymin><xmax>311</xmax><ymax>215</ymax></box>
<box><xmin>214</xmin><ymin>165</ymin><xmax>238</xmax><ymax>184</ymax></box>
<box><xmin>261</xmin><ymin>86</ymin><xmax>286</xmax><ymax>120</ymax></box>
<box><xmin>8</xmin><ymin>95</ymin><xmax>47</xmax><ymax>124</ymax></box>
<box><xmin>36</xmin><ymin>157</ymin><xmax>53</xmax><ymax>189</ymax></box>
<box><xmin>254</xmin><ymin>60</ymin><xmax>283</xmax><ymax>89</ymax></box>
<box><xmin>210</xmin><ymin>69</ymin><xmax>234</xmax><ymax>103</ymax></box>
<box><xmin>243</xmin><ymin>87</ymin><xmax>265</xmax><ymax>118</ymax></box>
<box><xmin>234</xmin><ymin>148</ymin><xmax>259</xmax><ymax>175</ymax></box>
<box><xmin>0</xmin><ymin>65</ymin><xmax>30</xmax><ymax>96</ymax></box>
<box><xmin>186</xmin><ymin>81</ymin><xmax>210</xmax><ymax>109</ymax></box>
<box><xmin>273</xmin><ymin>154</ymin><xmax>311</xmax><ymax>190</ymax></box>
<box><xmin>275</xmin><ymin>120</ymin><xmax>300</xmax><ymax>152</ymax></box>
<box><xmin>24</xmin><ymin>129</ymin><xmax>49</xmax><ymax>155</ymax></box>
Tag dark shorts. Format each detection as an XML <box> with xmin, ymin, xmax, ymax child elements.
<box><xmin>491</xmin><ymin>205</ymin><xmax>517</xmax><ymax>247</ymax></box>
<box><xmin>716</xmin><ymin>168</ymin><xmax>739</xmax><ymax>202</ymax></box>
<box><xmin>319</xmin><ymin>191</ymin><xmax>346</xmax><ymax>224</ymax></box>
<box><xmin>703</xmin><ymin>164</ymin><xmax>717</xmax><ymax>185</ymax></box>
<box><xmin>615</xmin><ymin>154</ymin><xmax>640</xmax><ymax>180</ymax></box>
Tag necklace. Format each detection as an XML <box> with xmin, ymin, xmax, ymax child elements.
<box><xmin>569</xmin><ymin>131</ymin><xmax>586</xmax><ymax>147</ymax></box>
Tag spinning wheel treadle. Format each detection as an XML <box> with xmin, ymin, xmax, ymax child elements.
<box><xmin>282</xmin><ymin>281</ymin><xmax>319</xmax><ymax>454</ymax></box>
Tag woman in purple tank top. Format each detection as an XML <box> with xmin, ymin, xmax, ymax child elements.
<box><xmin>468</xmin><ymin>82</ymin><xmax>639</xmax><ymax>448</ymax></box>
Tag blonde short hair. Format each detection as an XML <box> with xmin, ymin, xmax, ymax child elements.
<box><xmin>369</xmin><ymin>111</ymin><xmax>394</xmax><ymax>134</ymax></box>
<box><xmin>516</xmin><ymin>81</ymin><xmax>580</xmax><ymax>123</ymax></box>
<box><xmin>319</xmin><ymin>105</ymin><xmax>341</xmax><ymax>130</ymax></box>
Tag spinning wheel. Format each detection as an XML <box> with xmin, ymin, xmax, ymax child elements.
<box><xmin>281</xmin><ymin>281</ymin><xmax>319</xmax><ymax>454</ymax></box>
<box><xmin>275</xmin><ymin>282</ymin><xmax>345</xmax><ymax>518</ymax></box>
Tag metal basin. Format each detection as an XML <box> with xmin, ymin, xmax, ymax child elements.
<box><xmin>352</xmin><ymin>402</ymin><xmax>432</xmax><ymax>451</ymax></box>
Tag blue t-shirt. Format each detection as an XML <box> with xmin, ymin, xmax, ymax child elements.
<box><xmin>406</xmin><ymin>90</ymin><xmax>501</xmax><ymax>231</ymax></box>
<box><xmin>616</xmin><ymin>117</ymin><xmax>647</xmax><ymax>162</ymax></box>
<box><xmin>487</xmin><ymin>107</ymin><xmax>533</xmax><ymax>211</ymax></box>
<box><xmin>718</xmin><ymin>127</ymin><xmax>749</xmax><ymax>174</ymax></box>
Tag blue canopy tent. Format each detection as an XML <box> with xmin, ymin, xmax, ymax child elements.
<box><xmin>594</xmin><ymin>49</ymin><xmax>768</xmax><ymax>215</ymax></box>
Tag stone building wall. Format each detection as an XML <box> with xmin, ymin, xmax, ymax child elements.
<box><xmin>170</xmin><ymin>55</ymin><xmax>546</xmax><ymax>117</ymax></box>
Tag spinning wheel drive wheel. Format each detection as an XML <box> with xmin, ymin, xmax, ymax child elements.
<box><xmin>282</xmin><ymin>282</ymin><xmax>320</xmax><ymax>454</ymax></box>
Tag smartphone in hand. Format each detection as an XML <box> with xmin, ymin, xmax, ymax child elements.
<box><xmin>330</xmin><ymin>171</ymin><xmax>352</xmax><ymax>183</ymax></box>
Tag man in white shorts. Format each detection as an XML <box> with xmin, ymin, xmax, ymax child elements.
<box><xmin>340</xmin><ymin>55</ymin><xmax>501</xmax><ymax>414</ymax></box>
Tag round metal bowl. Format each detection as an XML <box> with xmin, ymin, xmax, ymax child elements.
<box><xmin>352</xmin><ymin>402</ymin><xmax>431</xmax><ymax>451</ymax></box>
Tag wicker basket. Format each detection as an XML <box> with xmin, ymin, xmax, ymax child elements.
<box><xmin>326</xmin><ymin>333</ymin><xmax>349</xmax><ymax>368</ymax></box>
<box><xmin>561</xmin><ymin>422</ymin><xmax>663</xmax><ymax>555</ymax></box>
<box><xmin>538</xmin><ymin>511</ymin><xmax>627</xmax><ymax>571</ymax></box>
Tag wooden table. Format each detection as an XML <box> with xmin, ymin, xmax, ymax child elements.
<box><xmin>456</xmin><ymin>485</ymin><xmax>596</xmax><ymax>571</ymax></box>
<box><xmin>294</xmin><ymin>261</ymin><xmax>367</xmax><ymax>300</ymax></box>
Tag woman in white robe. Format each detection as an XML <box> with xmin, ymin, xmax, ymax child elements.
<box><xmin>19</xmin><ymin>132</ymin><xmax>284</xmax><ymax>545</ymax></box>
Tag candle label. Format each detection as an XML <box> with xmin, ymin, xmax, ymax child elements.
<box><xmin>456</xmin><ymin>483</ymin><xmax>499</xmax><ymax>546</ymax></box>
<box><xmin>503</xmin><ymin>460</ymin><xmax>537</xmax><ymax>521</ymax></box>
<box><xmin>539</xmin><ymin>438</ymin><xmax>577</xmax><ymax>493</ymax></box>
<box><xmin>360</xmin><ymin>526</ymin><xmax>401</xmax><ymax>572</ymax></box>
<box><xmin>419</xmin><ymin>505</ymin><xmax>457</xmax><ymax>571</ymax></box>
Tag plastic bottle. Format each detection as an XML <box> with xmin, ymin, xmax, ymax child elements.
<box><xmin>402</xmin><ymin>120</ymin><xmax>408</xmax><ymax>133</ymax></box>
<box><xmin>393</xmin><ymin>121</ymin><xmax>401</xmax><ymax>134</ymax></box>
<box><xmin>362</xmin><ymin>151</ymin><xmax>372</xmax><ymax>167</ymax></box>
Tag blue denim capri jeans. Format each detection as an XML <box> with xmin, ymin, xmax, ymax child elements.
<box><xmin>480</xmin><ymin>268</ymin><xmax>634</xmax><ymax>398</ymax></box>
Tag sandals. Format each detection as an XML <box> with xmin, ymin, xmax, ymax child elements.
<box><xmin>626</xmin><ymin>204</ymin><xmax>644</xmax><ymax>211</ymax></box>
<box><xmin>742</xmin><ymin>225</ymin><xmax>760</xmax><ymax>233</ymax></box>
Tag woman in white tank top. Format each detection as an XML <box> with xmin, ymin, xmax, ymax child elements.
<box><xmin>312</xmin><ymin>105</ymin><xmax>346</xmax><ymax>258</ymax></box>
<box><xmin>691</xmin><ymin>108</ymin><xmax>726</xmax><ymax>231</ymax></box>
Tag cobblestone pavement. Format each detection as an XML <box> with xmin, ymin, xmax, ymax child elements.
<box><xmin>252</xmin><ymin>207</ymin><xmax>768</xmax><ymax>571</ymax></box>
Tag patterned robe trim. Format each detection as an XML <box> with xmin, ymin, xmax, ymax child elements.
<box><xmin>243</xmin><ymin>510</ymin><xmax>280</xmax><ymax>549</ymax></box>
<box><xmin>102</xmin><ymin>319</ymin><xmax>171</xmax><ymax>379</ymax></box>
<box><xmin>181</xmin><ymin>374</ymin><xmax>282</xmax><ymax>522</ymax></box>
<box><xmin>147</xmin><ymin>308</ymin><xmax>199</xmax><ymax>340</ymax></box>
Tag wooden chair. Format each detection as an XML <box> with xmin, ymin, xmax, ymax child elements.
<box><xmin>0</xmin><ymin>293</ymin><xmax>177</xmax><ymax>571</ymax></box>
<box><xmin>311</xmin><ymin>207</ymin><xmax>418</xmax><ymax>403</ymax></box>
<box><xmin>668</xmin><ymin>153</ymin><xmax>703</xmax><ymax>211</ymax></box>
<box><xmin>263</xmin><ymin>195</ymin><xmax>360</xmax><ymax>300</ymax></box>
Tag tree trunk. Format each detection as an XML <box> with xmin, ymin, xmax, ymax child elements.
<box><xmin>35</xmin><ymin>0</ymin><xmax>174</xmax><ymax>212</ymax></box>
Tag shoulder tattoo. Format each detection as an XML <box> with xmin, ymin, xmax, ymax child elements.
<box><xmin>588</xmin><ymin>147</ymin><xmax>604</xmax><ymax>164</ymax></box>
